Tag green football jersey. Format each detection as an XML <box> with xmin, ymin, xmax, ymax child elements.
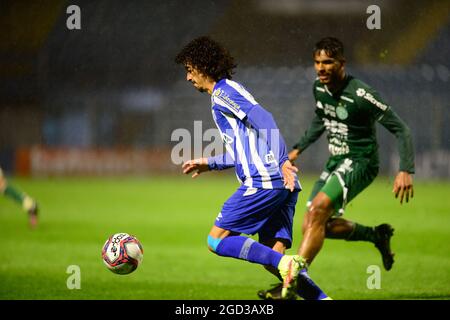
<box><xmin>294</xmin><ymin>75</ymin><xmax>415</xmax><ymax>173</ymax></box>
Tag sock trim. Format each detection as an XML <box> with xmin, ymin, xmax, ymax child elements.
<box><xmin>239</xmin><ymin>238</ymin><xmax>255</xmax><ymax>260</ymax></box>
<box><xmin>207</xmin><ymin>235</ymin><xmax>222</xmax><ymax>252</ymax></box>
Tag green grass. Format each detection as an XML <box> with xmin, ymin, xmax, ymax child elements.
<box><xmin>0</xmin><ymin>174</ymin><xmax>449</xmax><ymax>300</ymax></box>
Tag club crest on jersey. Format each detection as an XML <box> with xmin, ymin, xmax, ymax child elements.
<box><xmin>336</xmin><ymin>104</ymin><xmax>348</xmax><ymax>120</ymax></box>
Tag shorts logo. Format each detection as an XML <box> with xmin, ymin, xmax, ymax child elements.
<box><xmin>336</xmin><ymin>159</ymin><xmax>353</xmax><ymax>174</ymax></box>
<box><xmin>216</xmin><ymin>212</ymin><xmax>223</xmax><ymax>221</ymax></box>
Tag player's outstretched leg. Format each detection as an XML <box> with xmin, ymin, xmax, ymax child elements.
<box><xmin>328</xmin><ymin>219</ymin><xmax>395</xmax><ymax>271</ymax></box>
<box><xmin>373</xmin><ymin>224</ymin><xmax>395</xmax><ymax>271</ymax></box>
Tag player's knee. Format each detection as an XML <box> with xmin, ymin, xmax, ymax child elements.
<box><xmin>207</xmin><ymin>235</ymin><xmax>221</xmax><ymax>253</ymax></box>
<box><xmin>306</xmin><ymin>199</ymin><xmax>333</xmax><ymax>228</ymax></box>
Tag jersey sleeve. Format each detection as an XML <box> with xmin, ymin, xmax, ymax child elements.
<box><xmin>378</xmin><ymin>109</ymin><xmax>415</xmax><ymax>174</ymax></box>
<box><xmin>207</xmin><ymin>152</ymin><xmax>235</xmax><ymax>171</ymax></box>
<box><xmin>355</xmin><ymin>85</ymin><xmax>415</xmax><ymax>173</ymax></box>
<box><xmin>293</xmin><ymin>113</ymin><xmax>325</xmax><ymax>152</ymax></box>
<box><xmin>355</xmin><ymin>86</ymin><xmax>390</xmax><ymax>121</ymax></box>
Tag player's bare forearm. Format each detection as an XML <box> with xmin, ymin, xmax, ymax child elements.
<box><xmin>392</xmin><ymin>171</ymin><xmax>414</xmax><ymax>204</ymax></box>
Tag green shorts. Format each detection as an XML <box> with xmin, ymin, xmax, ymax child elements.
<box><xmin>307</xmin><ymin>155</ymin><xmax>379</xmax><ymax>216</ymax></box>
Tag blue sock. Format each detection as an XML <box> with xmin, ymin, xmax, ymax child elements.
<box><xmin>297</xmin><ymin>269</ymin><xmax>329</xmax><ymax>300</ymax></box>
<box><xmin>214</xmin><ymin>236</ymin><xmax>283</xmax><ymax>268</ymax></box>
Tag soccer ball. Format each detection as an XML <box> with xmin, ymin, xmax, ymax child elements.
<box><xmin>102</xmin><ymin>233</ymin><xmax>143</xmax><ymax>275</ymax></box>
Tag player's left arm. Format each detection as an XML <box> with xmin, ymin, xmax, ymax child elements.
<box><xmin>378</xmin><ymin>109</ymin><xmax>415</xmax><ymax>204</ymax></box>
<box><xmin>357</xmin><ymin>85</ymin><xmax>415</xmax><ymax>204</ymax></box>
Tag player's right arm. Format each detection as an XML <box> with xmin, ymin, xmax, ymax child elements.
<box><xmin>290</xmin><ymin>113</ymin><xmax>325</xmax><ymax>162</ymax></box>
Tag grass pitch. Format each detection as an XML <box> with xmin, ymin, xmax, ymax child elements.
<box><xmin>0</xmin><ymin>174</ymin><xmax>449</xmax><ymax>300</ymax></box>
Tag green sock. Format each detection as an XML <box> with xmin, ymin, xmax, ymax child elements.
<box><xmin>346</xmin><ymin>223</ymin><xmax>377</xmax><ymax>243</ymax></box>
<box><xmin>3</xmin><ymin>184</ymin><xmax>25</xmax><ymax>205</ymax></box>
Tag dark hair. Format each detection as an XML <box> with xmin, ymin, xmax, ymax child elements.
<box><xmin>314</xmin><ymin>37</ymin><xmax>345</xmax><ymax>61</ymax></box>
<box><xmin>175</xmin><ymin>36</ymin><xmax>236</xmax><ymax>81</ymax></box>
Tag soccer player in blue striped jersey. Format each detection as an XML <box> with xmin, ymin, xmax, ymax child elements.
<box><xmin>175</xmin><ymin>36</ymin><xmax>328</xmax><ymax>300</ymax></box>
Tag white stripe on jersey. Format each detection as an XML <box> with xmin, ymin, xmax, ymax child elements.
<box><xmin>247</xmin><ymin>125</ymin><xmax>273</xmax><ymax>189</ymax></box>
<box><xmin>211</xmin><ymin>110</ymin><xmax>235</xmax><ymax>162</ymax></box>
<box><xmin>316</xmin><ymin>87</ymin><xmax>325</xmax><ymax>92</ymax></box>
<box><xmin>212</xmin><ymin>95</ymin><xmax>247</xmax><ymax>120</ymax></box>
<box><xmin>341</xmin><ymin>96</ymin><xmax>354</xmax><ymax>103</ymax></box>
<box><xmin>225</xmin><ymin>79</ymin><xmax>258</xmax><ymax>105</ymax></box>
<box><xmin>221</xmin><ymin>112</ymin><xmax>253</xmax><ymax>187</ymax></box>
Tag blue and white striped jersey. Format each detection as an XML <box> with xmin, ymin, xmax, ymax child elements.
<box><xmin>207</xmin><ymin>78</ymin><xmax>301</xmax><ymax>190</ymax></box>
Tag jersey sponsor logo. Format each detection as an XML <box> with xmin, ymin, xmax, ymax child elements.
<box><xmin>328</xmin><ymin>142</ymin><xmax>350</xmax><ymax>155</ymax></box>
<box><xmin>323</xmin><ymin>118</ymin><xmax>350</xmax><ymax>156</ymax></box>
<box><xmin>356</xmin><ymin>88</ymin><xmax>388</xmax><ymax>111</ymax></box>
<box><xmin>356</xmin><ymin>88</ymin><xmax>366</xmax><ymax>97</ymax></box>
<box><xmin>213</xmin><ymin>89</ymin><xmax>242</xmax><ymax>112</ymax></box>
<box><xmin>324</xmin><ymin>103</ymin><xmax>336</xmax><ymax>117</ymax></box>
<box><xmin>323</xmin><ymin>118</ymin><xmax>348</xmax><ymax>136</ymax></box>
<box><xmin>264</xmin><ymin>151</ymin><xmax>277</xmax><ymax>164</ymax></box>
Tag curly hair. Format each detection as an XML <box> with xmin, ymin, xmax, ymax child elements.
<box><xmin>313</xmin><ymin>37</ymin><xmax>345</xmax><ymax>61</ymax></box>
<box><xmin>175</xmin><ymin>36</ymin><xmax>236</xmax><ymax>81</ymax></box>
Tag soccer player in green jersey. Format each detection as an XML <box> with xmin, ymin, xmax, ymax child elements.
<box><xmin>0</xmin><ymin>167</ymin><xmax>38</xmax><ymax>228</ymax></box>
<box><xmin>259</xmin><ymin>37</ymin><xmax>414</xmax><ymax>300</ymax></box>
